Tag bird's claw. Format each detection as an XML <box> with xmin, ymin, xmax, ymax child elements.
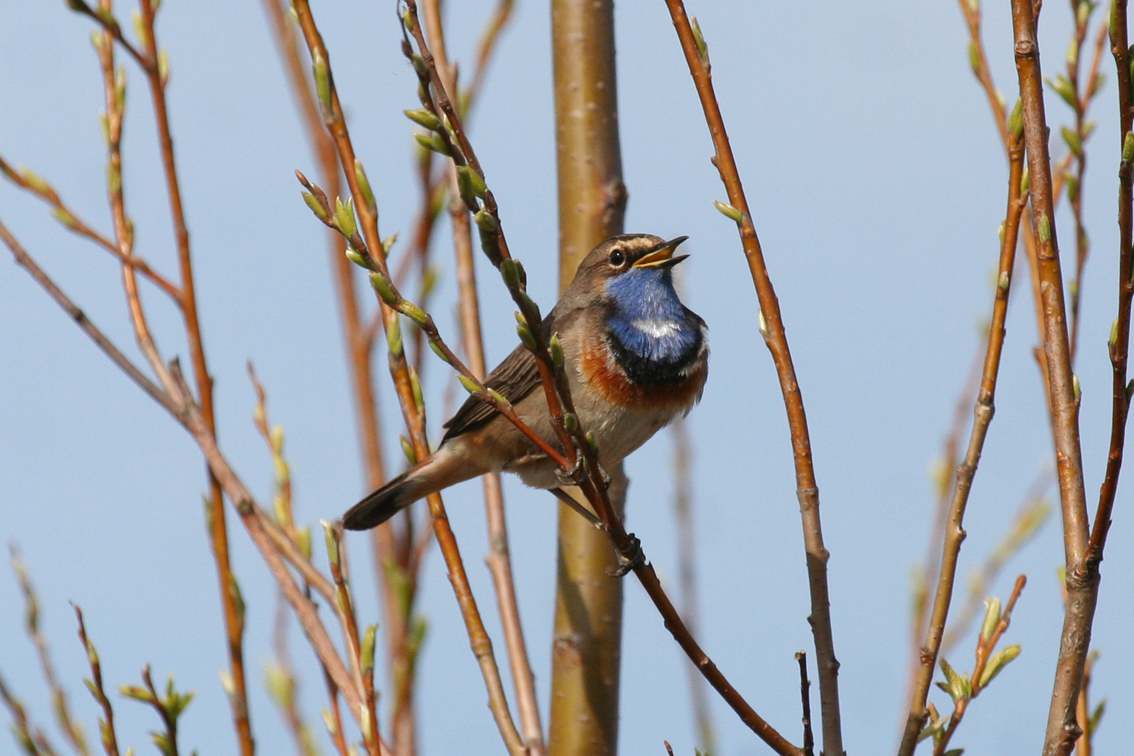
<box><xmin>607</xmin><ymin>533</ymin><xmax>645</xmax><ymax>578</ymax></box>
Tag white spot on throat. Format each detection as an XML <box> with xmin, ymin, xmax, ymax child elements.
<box><xmin>630</xmin><ymin>318</ymin><xmax>680</xmax><ymax>338</ymax></box>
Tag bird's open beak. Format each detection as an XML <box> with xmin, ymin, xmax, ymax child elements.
<box><xmin>633</xmin><ymin>236</ymin><xmax>689</xmax><ymax>268</ymax></box>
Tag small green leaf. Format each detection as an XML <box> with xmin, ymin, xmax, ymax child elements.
<box><xmin>302</xmin><ymin>191</ymin><xmax>329</xmax><ymax>221</ymax></box>
<box><xmin>968</xmin><ymin>39</ymin><xmax>981</xmax><ymax>74</ymax></box>
<box><xmin>458</xmin><ymin>374</ymin><xmax>480</xmax><ymax>394</ymax></box>
<box><xmin>1062</xmin><ymin>126</ymin><xmax>1083</xmax><ymax>157</ymax></box>
<box><xmin>321</xmin><ymin>520</ymin><xmax>339</xmax><ymax>568</ymax></box>
<box><xmin>1038</xmin><ymin>214</ymin><xmax>1051</xmax><ymax>244</ymax></box>
<box><xmin>1123</xmin><ymin>131</ymin><xmax>1134</xmax><ymax>163</ymax></box>
<box><xmin>334</xmin><ymin>196</ymin><xmax>357</xmax><ymax>238</ymax></box>
<box><xmin>980</xmin><ymin>596</ymin><xmax>1001</xmax><ymax>643</ymax></box>
<box><xmin>979</xmin><ymin>644</ymin><xmax>1021</xmax><ymax>687</ymax></box>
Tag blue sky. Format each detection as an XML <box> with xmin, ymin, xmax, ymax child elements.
<box><xmin>2</xmin><ymin>2</ymin><xmax>1131</xmax><ymax>755</ymax></box>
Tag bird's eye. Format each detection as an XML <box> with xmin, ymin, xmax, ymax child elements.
<box><xmin>608</xmin><ymin>249</ymin><xmax>626</xmax><ymax>267</ymax></box>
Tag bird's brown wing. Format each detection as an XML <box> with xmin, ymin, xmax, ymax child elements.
<box><xmin>441</xmin><ymin>305</ymin><xmax>583</xmax><ymax>443</ymax></box>
<box><xmin>441</xmin><ymin>341</ymin><xmax>542</xmax><ymax>442</ymax></box>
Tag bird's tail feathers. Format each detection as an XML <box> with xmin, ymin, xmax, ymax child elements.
<box><xmin>342</xmin><ymin>450</ymin><xmax>473</xmax><ymax>530</ymax></box>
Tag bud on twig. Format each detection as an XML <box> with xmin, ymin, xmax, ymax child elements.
<box><xmin>404</xmin><ymin>108</ymin><xmax>441</xmax><ymax>131</ymax></box>
<box><xmin>354</xmin><ymin>159</ymin><xmax>376</xmax><ymax>214</ymax></box>
<box><xmin>713</xmin><ymin>199</ymin><xmax>742</xmax><ymax>222</ymax></box>
<box><xmin>980</xmin><ymin>596</ymin><xmax>1001</xmax><ymax>643</ymax></box>
<box><xmin>334</xmin><ymin>197</ymin><xmax>357</xmax><ymax>238</ymax></box>
<box><xmin>369</xmin><ymin>272</ymin><xmax>399</xmax><ymax>306</ymax></box>
<box><xmin>313</xmin><ymin>49</ymin><xmax>331</xmax><ymax>114</ymax></box>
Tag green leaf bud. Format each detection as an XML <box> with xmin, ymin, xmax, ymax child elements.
<box><xmin>998</xmin><ymin>271</ymin><xmax>1010</xmax><ymax>290</ymax></box>
<box><xmin>549</xmin><ymin>333</ymin><xmax>565</xmax><ymax>368</ymax></box>
<box><xmin>400</xmin><ymin>435</ymin><xmax>417</xmax><ymax>465</ymax></box>
<box><xmin>369</xmin><ymin>272</ymin><xmax>398</xmax><ymax>306</ymax></box>
<box><xmin>488</xmin><ymin>388</ymin><xmax>510</xmax><ymax>408</ymax></box>
<box><xmin>1038</xmin><ymin>214</ymin><xmax>1051</xmax><ymax>244</ymax></box>
<box><xmin>458</xmin><ymin>373</ymin><xmax>480</xmax><ymax>394</ymax></box>
<box><xmin>409</xmin><ymin>366</ymin><xmax>424</xmax><ymax>411</ymax></box>
<box><xmin>404</xmin><ymin>108</ymin><xmax>441</xmax><ymax>131</ymax></box>
<box><xmin>361</xmin><ymin>624</ymin><xmax>377</xmax><ymax>674</ymax></box>
<box><xmin>457</xmin><ymin>165</ymin><xmax>487</xmax><ymax>199</ymax></box>
<box><xmin>345</xmin><ymin>247</ymin><xmax>368</xmax><ymax>268</ymax></box>
<box><xmin>563</xmin><ymin>412</ymin><xmax>578</xmax><ymax>432</ymax></box>
<box><xmin>474</xmin><ymin>207</ymin><xmax>498</xmax><ymax>233</ymax></box>
<box><xmin>401</xmin><ymin>302</ymin><xmax>429</xmax><ymax>328</ymax></box>
<box><xmin>516</xmin><ymin>321</ymin><xmax>537</xmax><ymax>351</ymax></box>
<box><xmin>1062</xmin><ymin>126</ymin><xmax>1083</xmax><ymax>157</ymax></box>
<box><xmin>980</xmin><ymin>596</ymin><xmax>1001</xmax><ymax>643</ymax></box>
<box><xmin>302</xmin><ymin>191</ymin><xmax>329</xmax><ymax>221</ymax></box>
<box><xmin>385</xmin><ymin>316</ymin><xmax>403</xmax><ymax>358</ymax></box>
<box><xmin>1008</xmin><ymin>99</ymin><xmax>1024</xmax><ymax>138</ymax></box>
<box><xmin>321</xmin><ymin>519</ymin><xmax>339</xmax><ymax>568</ymax></box>
<box><xmin>334</xmin><ymin>196</ymin><xmax>357</xmax><ymax>238</ymax></box>
<box><xmin>499</xmin><ymin>259</ymin><xmax>520</xmax><ymax>288</ymax></box>
<box><xmin>313</xmin><ymin>49</ymin><xmax>331</xmax><ymax>114</ymax></box>
<box><xmin>1110</xmin><ymin>317</ymin><xmax>1120</xmax><ymax>347</ymax></box>
<box><xmin>713</xmin><ymin>199</ymin><xmax>742</xmax><ymax>222</ymax></box>
<box><xmin>429</xmin><ymin>338</ymin><xmax>450</xmax><ymax>364</ymax></box>
<box><xmin>691</xmin><ymin>17</ymin><xmax>709</xmax><ymax>62</ymax></box>
<box><xmin>354</xmin><ymin>159</ymin><xmax>376</xmax><ymax>214</ymax></box>
<box><xmin>1123</xmin><ymin>131</ymin><xmax>1134</xmax><ymax>163</ymax></box>
<box><xmin>411</xmin><ymin>54</ymin><xmax>430</xmax><ymax>80</ymax></box>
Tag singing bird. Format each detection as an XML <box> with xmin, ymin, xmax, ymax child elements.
<box><xmin>343</xmin><ymin>234</ymin><xmax>708</xmax><ymax>530</ymax></box>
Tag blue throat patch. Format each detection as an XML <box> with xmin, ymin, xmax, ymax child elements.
<box><xmin>605</xmin><ymin>267</ymin><xmax>697</xmax><ymax>363</ymax></box>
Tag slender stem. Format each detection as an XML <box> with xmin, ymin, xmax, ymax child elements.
<box><xmin>290</xmin><ymin>5</ymin><xmax>526</xmax><ymax>753</ymax></box>
<box><xmin>9</xmin><ymin>549</ymin><xmax>91</xmax><ymax>756</ymax></box>
<box><xmin>795</xmin><ymin>653</ymin><xmax>814</xmax><ymax>756</ymax></box>
<box><xmin>1008</xmin><ymin>6</ymin><xmax>1094</xmax><ymax>756</ymax></box>
<box><xmin>932</xmin><ymin>576</ymin><xmax>1026</xmax><ymax>756</ymax></box>
<box><xmin>422</xmin><ymin>0</ymin><xmax>544</xmax><ymax>748</ymax></box>
<box><xmin>128</xmin><ymin>3</ymin><xmax>254</xmax><ymax>751</ymax></box>
<box><xmin>0</xmin><ymin>221</ymin><xmax>181</xmax><ymax>418</ymax></box>
<box><xmin>0</xmin><ymin>154</ymin><xmax>180</xmax><ymax>300</ymax></box>
<box><xmin>672</xmin><ymin>417</ymin><xmax>715</xmax><ymax>754</ymax></box>
<box><xmin>74</xmin><ymin>607</ymin><xmax>121</xmax><ymax>756</ymax></box>
<box><xmin>661</xmin><ymin>4</ymin><xmax>841</xmax><ymax>753</ymax></box>
<box><xmin>897</xmin><ymin>117</ymin><xmax>1026</xmax><ymax>754</ymax></box>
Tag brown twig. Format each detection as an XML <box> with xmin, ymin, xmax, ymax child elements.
<box><xmin>661</xmin><ymin>4</ymin><xmax>840</xmax><ymax>754</ymax></box>
<box><xmin>395</xmin><ymin>2</ymin><xmax>801</xmax><ymax>752</ymax></box>
<box><xmin>0</xmin><ymin>672</ymin><xmax>60</xmax><ymax>756</ymax></box>
<box><xmin>897</xmin><ymin>29</ymin><xmax>1028</xmax><ymax>756</ymax></box>
<box><xmin>9</xmin><ymin>549</ymin><xmax>90</xmax><ymax>756</ymax></box>
<box><xmin>73</xmin><ymin>607</ymin><xmax>121</xmax><ymax>756</ymax></box>
<box><xmin>931</xmin><ymin>575</ymin><xmax>1026</xmax><ymax>756</ymax></box>
<box><xmin>1008</xmin><ymin>5</ymin><xmax>1094</xmax><ymax>755</ymax></box>
<box><xmin>420</xmin><ymin>1</ymin><xmax>543</xmax><ymax>750</ymax></box>
<box><xmin>795</xmin><ymin>653</ymin><xmax>814</xmax><ymax>756</ymax></box>
<box><xmin>0</xmin><ymin>156</ymin><xmax>180</xmax><ymax>300</ymax></box>
<box><xmin>940</xmin><ymin>471</ymin><xmax>1051</xmax><ymax>654</ymax></box>
<box><xmin>290</xmin><ymin>4</ymin><xmax>528</xmax><ymax>753</ymax></box>
<box><xmin>83</xmin><ymin>2</ymin><xmax>257</xmax><ymax>749</ymax></box>
<box><xmin>671</xmin><ymin>417</ymin><xmax>715</xmax><ymax>754</ymax></box>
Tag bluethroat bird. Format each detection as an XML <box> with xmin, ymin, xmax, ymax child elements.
<box><xmin>343</xmin><ymin>234</ymin><xmax>708</xmax><ymax>530</ymax></box>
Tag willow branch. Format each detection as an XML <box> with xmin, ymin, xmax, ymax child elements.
<box><xmin>420</xmin><ymin>1</ymin><xmax>543</xmax><ymax>751</ymax></box>
<box><xmin>290</xmin><ymin>5</ymin><xmax>527</xmax><ymax>753</ymax></box>
<box><xmin>0</xmin><ymin>156</ymin><xmax>180</xmax><ymax>300</ymax></box>
<box><xmin>1008</xmin><ymin>6</ymin><xmax>1094</xmax><ymax>756</ymax></box>
<box><xmin>661</xmin><ymin>4</ymin><xmax>841</xmax><ymax>753</ymax></box>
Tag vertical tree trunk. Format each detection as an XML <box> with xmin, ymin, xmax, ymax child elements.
<box><xmin>548</xmin><ymin>2</ymin><xmax>628</xmax><ymax>755</ymax></box>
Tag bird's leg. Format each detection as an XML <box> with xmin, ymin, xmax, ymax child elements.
<box><xmin>550</xmin><ymin>487</ymin><xmax>605</xmax><ymax>530</ymax></box>
<box><xmin>607</xmin><ymin>533</ymin><xmax>645</xmax><ymax>578</ymax></box>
